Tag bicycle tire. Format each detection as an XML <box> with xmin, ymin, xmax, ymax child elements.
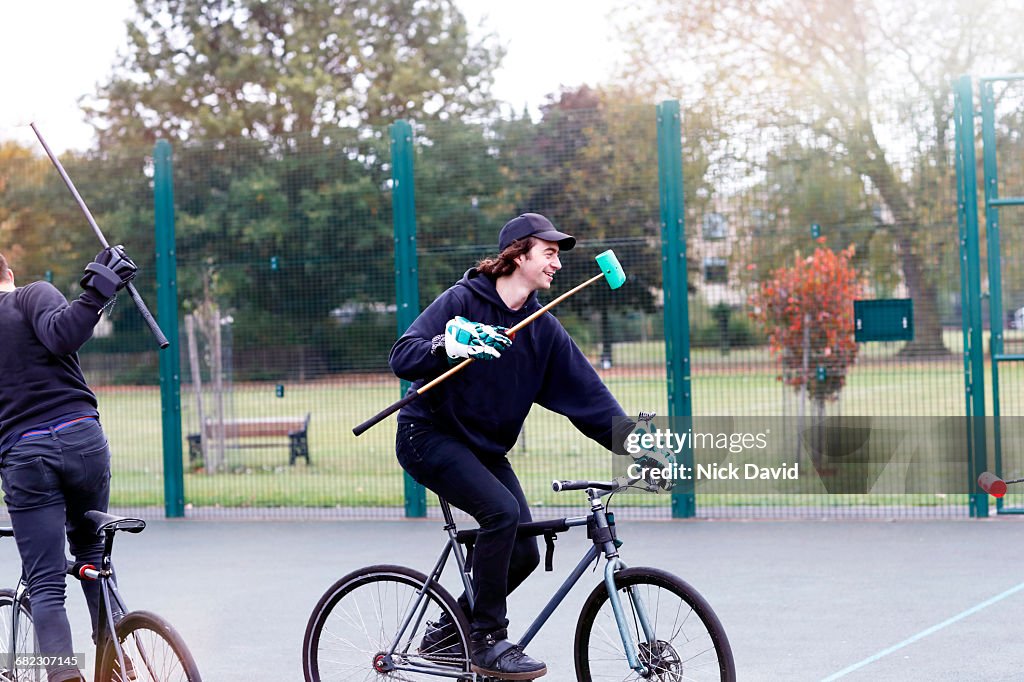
<box><xmin>0</xmin><ymin>589</ymin><xmax>40</xmax><ymax>682</ymax></box>
<box><xmin>303</xmin><ymin>564</ymin><xmax>471</xmax><ymax>681</ymax></box>
<box><xmin>97</xmin><ymin>610</ymin><xmax>201</xmax><ymax>682</ymax></box>
<box><xmin>574</xmin><ymin>566</ymin><xmax>736</xmax><ymax>682</ymax></box>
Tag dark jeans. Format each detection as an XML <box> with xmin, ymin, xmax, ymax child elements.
<box><xmin>396</xmin><ymin>421</ymin><xmax>540</xmax><ymax>636</ymax></box>
<box><xmin>0</xmin><ymin>419</ymin><xmax>110</xmax><ymax>682</ymax></box>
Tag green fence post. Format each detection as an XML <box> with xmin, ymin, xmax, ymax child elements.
<box><xmin>154</xmin><ymin>140</ymin><xmax>184</xmax><ymax>518</ymax></box>
<box><xmin>953</xmin><ymin>76</ymin><xmax>988</xmax><ymax>518</ymax></box>
<box><xmin>980</xmin><ymin>79</ymin><xmax>1005</xmax><ymax>514</ymax></box>
<box><xmin>656</xmin><ymin>101</ymin><xmax>695</xmax><ymax>519</ymax></box>
<box><xmin>391</xmin><ymin>120</ymin><xmax>427</xmax><ymax>518</ymax></box>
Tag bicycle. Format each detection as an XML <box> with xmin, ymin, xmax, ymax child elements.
<box><xmin>303</xmin><ymin>478</ymin><xmax>736</xmax><ymax>681</ymax></box>
<box><xmin>0</xmin><ymin>510</ymin><xmax>202</xmax><ymax>682</ymax></box>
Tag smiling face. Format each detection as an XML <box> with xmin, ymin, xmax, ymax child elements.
<box><xmin>515</xmin><ymin>238</ymin><xmax>562</xmax><ymax>291</ymax></box>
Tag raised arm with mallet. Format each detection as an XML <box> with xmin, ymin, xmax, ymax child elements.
<box><xmin>28</xmin><ymin>123</ymin><xmax>169</xmax><ymax>349</ymax></box>
<box><xmin>353</xmin><ymin>247</ymin><xmax>625</xmax><ymax>436</ymax></box>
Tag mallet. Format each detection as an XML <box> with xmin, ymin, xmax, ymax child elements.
<box><xmin>29</xmin><ymin>123</ymin><xmax>169</xmax><ymax>349</ymax></box>
<box><xmin>978</xmin><ymin>471</ymin><xmax>1024</xmax><ymax>498</ymax></box>
<box><xmin>353</xmin><ymin>249</ymin><xmax>626</xmax><ymax>436</ymax></box>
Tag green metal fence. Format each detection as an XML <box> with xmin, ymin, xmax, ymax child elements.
<box><xmin>2</xmin><ymin>87</ymin><xmax>1009</xmax><ymax>520</ymax></box>
<box><xmin>682</xmin><ymin>87</ymin><xmax>971</xmax><ymax>518</ymax></box>
<box><xmin>972</xmin><ymin>76</ymin><xmax>1024</xmax><ymax>515</ymax></box>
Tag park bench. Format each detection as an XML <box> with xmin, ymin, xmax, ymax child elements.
<box><xmin>187</xmin><ymin>413</ymin><xmax>311</xmax><ymax>466</ymax></box>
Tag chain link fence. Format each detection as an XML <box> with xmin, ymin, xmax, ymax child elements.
<box><xmin>1</xmin><ymin>87</ymin><xmax>998</xmax><ymax>520</ymax></box>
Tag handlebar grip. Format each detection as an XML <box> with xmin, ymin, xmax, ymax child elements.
<box><xmin>66</xmin><ymin>561</ymin><xmax>99</xmax><ymax>581</ymax></box>
<box><xmin>979</xmin><ymin>471</ymin><xmax>1008</xmax><ymax>498</ymax></box>
<box><xmin>552</xmin><ymin>480</ymin><xmax>594</xmax><ymax>492</ymax></box>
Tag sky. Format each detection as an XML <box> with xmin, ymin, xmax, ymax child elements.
<box><xmin>0</xmin><ymin>0</ymin><xmax>631</xmax><ymax>153</ymax></box>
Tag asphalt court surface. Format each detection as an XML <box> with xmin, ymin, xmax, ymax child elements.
<box><xmin>3</xmin><ymin>515</ymin><xmax>1024</xmax><ymax>681</ymax></box>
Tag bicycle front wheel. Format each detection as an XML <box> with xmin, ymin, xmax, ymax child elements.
<box><xmin>0</xmin><ymin>589</ymin><xmax>40</xmax><ymax>682</ymax></box>
<box><xmin>575</xmin><ymin>567</ymin><xmax>735</xmax><ymax>682</ymax></box>
<box><xmin>303</xmin><ymin>564</ymin><xmax>471</xmax><ymax>681</ymax></box>
<box><xmin>98</xmin><ymin>610</ymin><xmax>201</xmax><ymax>682</ymax></box>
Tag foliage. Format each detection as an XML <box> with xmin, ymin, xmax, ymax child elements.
<box><xmin>736</xmin><ymin>143</ymin><xmax>899</xmax><ymax>296</ymax></box>
<box><xmin>748</xmin><ymin>241</ymin><xmax>862</xmax><ymax>403</ymax></box>
<box><xmin>86</xmin><ymin>0</ymin><xmax>504</xmax><ymax>147</ymax></box>
<box><xmin>627</xmin><ymin>0</ymin><xmax>1024</xmax><ymax>355</ymax></box>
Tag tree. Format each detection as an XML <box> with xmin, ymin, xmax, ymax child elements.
<box><xmin>738</xmin><ymin>142</ymin><xmax>900</xmax><ymax>297</ymax></box>
<box><xmin>627</xmin><ymin>0</ymin><xmax>1024</xmax><ymax>355</ymax></box>
<box><xmin>85</xmin><ymin>0</ymin><xmax>504</xmax><ymax>146</ymax></box>
<box><xmin>749</xmin><ymin>242</ymin><xmax>862</xmax><ymax>408</ymax></box>
<box><xmin>491</xmin><ymin>85</ymin><xmax>713</xmax><ymax>363</ymax></box>
<box><xmin>411</xmin><ymin>117</ymin><xmax>517</xmax><ymax>302</ymax></box>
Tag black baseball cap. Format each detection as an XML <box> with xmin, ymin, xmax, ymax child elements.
<box><xmin>498</xmin><ymin>213</ymin><xmax>576</xmax><ymax>252</ymax></box>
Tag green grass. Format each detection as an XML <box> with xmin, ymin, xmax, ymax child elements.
<box><xmin>93</xmin><ymin>335</ymin><xmax>999</xmax><ymax>510</ymax></box>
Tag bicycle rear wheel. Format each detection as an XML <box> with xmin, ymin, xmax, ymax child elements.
<box><xmin>575</xmin><ymin>567</ymin><xmax>735</xmax><ymax>681</ymax></box>
<box><xmin>98</xmin><ymin>610</ymin><xmax>201</xmax><ymax>682</ymax></box>
<box><xmin>0</xmin><ymin>589</ymin><xmax>40</xmax><ymax>682</ymax></box>
<box><xmin>303</xmin><ymin>564</ymin><xmax>471</xmax><ymax>681</ymax></box>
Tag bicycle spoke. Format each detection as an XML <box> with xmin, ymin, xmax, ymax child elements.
<box><xmin>579</xmin><ymin>571</ymin><xmax>732</xmax><ymax>682</ymax></box>
<box><xmin>307</xmin><ymin>570</ymin><xmax>470</xmax><ymax>680</ymax></box>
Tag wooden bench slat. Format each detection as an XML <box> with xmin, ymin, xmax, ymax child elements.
<box><xmin>189</xmin><ymin>413</ymin><xmax>311</xmax><ymax>466</ymax></box>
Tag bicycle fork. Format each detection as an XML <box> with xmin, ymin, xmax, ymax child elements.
<box><xmin>603</xmin><ymin>558</ymin><xmax>656</xmax><ymax>676</ymax></box>
<box><xmin>6</xmin><ymin>580</ymin><xmax>30</xmax><ymax>679</ymax></box>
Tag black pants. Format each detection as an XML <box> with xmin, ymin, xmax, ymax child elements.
<box><xmin>0</xmin><ymin>419</ymin><xmax>110</xmax><ymax>682</ymax></box>
<box><xmin>396</xmin><ymin>421</ymin><xmax>540</xmax><ymax>636</ymax></box>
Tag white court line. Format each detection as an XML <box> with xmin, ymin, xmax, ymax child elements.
<box><xmin>821</xmin><ymin>581</ymin><xmax>1024</xmax><ymax>681</ymax></box>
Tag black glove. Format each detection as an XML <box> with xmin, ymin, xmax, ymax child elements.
<box><xmin>81</xmin><ymin>245</ymin><xmax>138</xmax><ymax>298</ymax></box>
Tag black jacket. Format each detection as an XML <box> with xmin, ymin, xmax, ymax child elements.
<box><xmin>0</xmin><ymin>282</ymin><xmax>105</xmax><ymax>454</ymax></box>
<box><xmin>389</xmin><ymin>269</ymin><xmax>625</xmax><ymax>458</ymax></box>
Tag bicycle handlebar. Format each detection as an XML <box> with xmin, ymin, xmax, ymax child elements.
<box><xmin>66</xmin><ymin>560</ymin><xmax>100</xmax><ymax>582</ymax></box>
<box><xmin>977</xmin><ymin>471</ymin><xmax>1024</xmax><ymax>497</ymax></box>
<box><xmin>552</xmin><ymin>480</ymin><xmax>618</xmax><ymax>492</ymax></box>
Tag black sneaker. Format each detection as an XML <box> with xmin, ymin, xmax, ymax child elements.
<box><xmin>418</xmin><ymin>612</ymin><xmax>464</xmax><ymax>665</ymax></box>
<box><xmin>470</xmin><ymin>629</ymin><xmax>546</xmax><ymax>680</ymax></box>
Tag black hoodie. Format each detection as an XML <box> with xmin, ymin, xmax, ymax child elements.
<box><xmin>389</xmin><ymin>268</ymin><xmax>625</xmax><ymax>458</ymax></box>
<box><xmin>0</xmin><ymin>282</ymin><xmax>105</xmax><ymax>454</ymax></box>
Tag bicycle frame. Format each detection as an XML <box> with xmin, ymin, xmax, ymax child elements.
<box><xmin>3</xmin><ymin>528</ymin><xmax>137</xmax><ymax>682</ymax></box>
<box><xmin>377</xmin><ymin>488</ymin><xmax>657</xmax><ymax>678</ymax></box>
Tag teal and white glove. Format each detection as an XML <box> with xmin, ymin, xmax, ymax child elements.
<box><xmin>444</xmin><ymin>316</ymin><xmax>512</xmax><ymax>362</ymax></box>
<box><xmin>621</xmin><ymin>411</ymin><xmax>678</xmax><ymax>492</ymax></box>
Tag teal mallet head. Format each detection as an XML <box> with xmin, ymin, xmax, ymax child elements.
<box><xmin>596</xmin><ymin>250</ymin><xmax>626</xmax><ymax>290</ymax></box>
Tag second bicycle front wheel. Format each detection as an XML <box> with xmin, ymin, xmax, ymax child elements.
<box><xmin>575</xmin><ymin>566</ymin><xmax>735</xmax><ymax>681</ymax></box>
<box><xmin>303</xmin><ymin>564</ymin><xmax>471</xmax><ymax>681</ymax></box>
<box><xmin>98</xmin><ymin>610</ymin><xmax>202</xmax><ymax>682</ymax></box>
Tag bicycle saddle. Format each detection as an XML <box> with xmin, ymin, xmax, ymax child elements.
<box><xmin>0</xmin><ymin>527</ymin><xmax>13</xmax><ymax>538</ymax></box>
<box><xmin>85</xmin><ymin>510</ymin><xmax>147</xmax><ymax>535</ymax></box>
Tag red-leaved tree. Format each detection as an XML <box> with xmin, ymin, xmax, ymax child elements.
<box><xmin>749</xmin><ymin>241</ymin><xmax>862</xmax><ymax>407</ymax></box>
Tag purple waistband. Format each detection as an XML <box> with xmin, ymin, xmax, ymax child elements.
<box><xmin>20</xmin><ymin>416</ymin><xmax>97</xmax><ymax>440</ymax></box>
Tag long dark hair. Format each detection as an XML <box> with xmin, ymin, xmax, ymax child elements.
<box><xmin>476</xmin><ymin>238</ymin><xmax>535</xmax><ymax>278</ymax></box>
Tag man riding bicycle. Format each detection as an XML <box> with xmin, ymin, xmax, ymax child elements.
<box><xmin>0</xmin><ymin>248</ymin><xmax>137</xmax><ymax>682</ymax></box>
<box><xmin>389</xmin><ymin>213</ymin><xmax>628</xmax><ymax>680</ymax></box>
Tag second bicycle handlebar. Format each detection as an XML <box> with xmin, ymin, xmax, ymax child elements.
<box><xmin>552</xmin><ymin>480</ymin><xmax>618</xmax><ymax>492</ymax></box>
